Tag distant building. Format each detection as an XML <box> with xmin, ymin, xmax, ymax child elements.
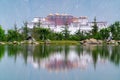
<box><xmin>28</xmin><ymin>13</ymin><xmax>107</xmax><ymax>34</ymax></box>
<box><xmin>46</xmin><ymin>13</ymin><xmax>75</xmax><ymax>26</ymax></box>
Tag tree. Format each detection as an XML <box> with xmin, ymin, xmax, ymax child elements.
<box><xmin>0</xmin><ymin>25</ymin><xmax>5</xmax><ymax>41</ymax></box>
<box><xmin>33</xmin><ymin>27</ymin><xmax>51</xmax><ymax>40</ymax></box>
<box><xmin>7</xmin><ymin>23</ymin><xmax>23</xmax><ymax>41</ymax></box>
<box><xmin>22</xmin><ymin>21</ymin><xmax>29</xmax><ymax>39</ymax></box>
<box><xmin>32</xmin><ymin>26</ymin><xmax>38</xmax><ymax>40</ymax></box>
<box><xmin>14</xmin><ymin>23</ymin><xmax>19</xmax><ymax>40</ymax></box>
<box><xmin>99</xmin><ymin>28</ymin><xmax>109</xmax><ymax>40</ymax></box>
<box><xmin>91</xmin><ymin>17</ymin><xmax>98</xmax><ymax>39</ymax></box>
<box><xmin>37</xmin><ymin>18</ymin><xmax>41</xmax><ymax>28</ymax></box>
<box><xmin>109</xmin><ymin>21</ymin><xmax>120</xmax><ymax>40</ymax></box>
<box><xmin>62</xmin><ymin>24</ymin><xmax>70</xmax><ymax>40</ymax></box>
<box><xmin>7</xmin><ymin>29</ymin><xmax>22</xmax><ymax>41</ymax></box>
<box><xmin>14</xmin><ymin>23</ymin><xmax>17</xmax><ymax>31</ymax></box>
<box><xmin>53</xmin><ymin>32</ymin><xmax>63</xmax><ymax>40</ymax></box>
<box><xmin>40</xmin><ymin>28</ymin><xmax>50</xmax><ymax>40</ymax></box>
<box><xmin>75</xmin><ymin>29</ymin><xmax>85</xmax><ymax>41</ymax></box>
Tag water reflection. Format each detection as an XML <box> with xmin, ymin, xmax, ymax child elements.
<box><xmin>1</xmin><ymin>44</ymin><xmax>120</xmax><ymax>71</ymax></box>
<box><xmin>0</xmin><ymin>45</ymin><xmax>5</xmax><ymax>61</ymax></box>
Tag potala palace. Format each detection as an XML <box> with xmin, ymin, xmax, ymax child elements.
<box><xmin>28</xmin><ymin>13</ymin><xmax>107</xmax><ymax>34</ymax></box>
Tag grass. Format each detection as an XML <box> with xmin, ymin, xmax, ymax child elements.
<box><xmin>0</xmin><ymin>40</ymin><xmax>80</xmax><ymax>45</ymax></box>
<box><xmin>47</xmin><ymin>40</ymin><xmax>80</xmax><ymax>45</ymax></box>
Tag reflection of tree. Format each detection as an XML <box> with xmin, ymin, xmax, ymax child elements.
<box><xmin>75</xmin><ymin>45</ymin><xmax>83</xmax><ymax>56</ymax></box>
<box><xmin>0</xmin><ymin>45</ymin><xmax>5</xmax><ymax>61</ymax></box>
<box><xmin>84</xmin><ymin>45</ymin><xmax>91</xmax><ymax>54</ymax></box>
<box><xmin>90</xmin><ymin>45</ymin><xmax>120</xmax><ymax>67</ymax></box>
<box><xmin>33</xmin><ymin>45</ymin><xmax>64</xmax><ymax>60</ymax></box>
<box><xmin>7</xmin><ymin>45</ymin><xmax>22</xmax><ymax>62</ymax></box>
<box><xmin>110</xmin><ymin>46</ymin><xmax>120</xmax><ymax>66</ymax></box>
<box><xmin>91</xmin><ymin>45</ymin><xmax>110</xmax><ymax>69</ymax></box>
<box><xmin>98</xmin><ymin>45</ymin><xmax>109</xmax><ymax>59</ymax></box>
<box><xmin>22</xmin><ymin>44</ymin><xmax>32</xmax><ymax>64</ymax></box>
<box><xmin>33</xmin><ymin>45</ymin><xmax>49</xmax><ymax>59</ymax></box>
<box><xmin>64</xmin><ymin>45</ymin><xmax>69</xmax><ymax>54</ymax></box>
<box><xmin>4</xmin><ymin>44</ymin><xmax>120</xmax><ymax>68</ymax></box>
<box><xmin>64</xmin><ymin>45</ymin><xmax>69</xmax><ymax>63</ymax></box>
<box><xmin>91</xmin><ymin>46</ymin><xmax>98</xmax><ymax>69</ymax></box>
<box><xmin>7</xmin><ymin>44</ymin><xmax>34</xmax><ymax>64</ymax></box>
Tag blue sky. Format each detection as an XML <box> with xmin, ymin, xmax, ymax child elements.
<box><xmin>0</xmin><ymin>0</ymin><xmax>120</xmax><ymax>30</ymax></box>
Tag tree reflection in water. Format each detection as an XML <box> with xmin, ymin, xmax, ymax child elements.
<box><xmin>0</xmin><ymin>45</ymin><xmax>5</xmax><ymax>61</ymax></box>
<box><xmin>0</xmin><ymin>44</ymin><xmax>120</xmax><ymax>71</ymax></box>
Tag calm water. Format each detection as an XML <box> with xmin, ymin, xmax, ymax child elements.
<box><xmin>0</xmin><ymin>44</ymin><xmax>120</xmax><ymax>80</ymax></box>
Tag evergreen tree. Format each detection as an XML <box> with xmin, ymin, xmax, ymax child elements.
<box><xmin>22</xmin><ymin>21</ymin><xmax>29</xmax><ymax>39</ymax></box>
<box><xmin>91</xmin><ymin>17</ymin><xmax>99</xmax><ymax>39</ymax></box>
<box><xmin>62</xmin><ymin>24</ymin><xmax>70</xmax><ymax>40</ymax></box>
<box><xmin>75</xmin><ymin>29</ymin><xmax>85</xmax><ymax>40</ymax></box>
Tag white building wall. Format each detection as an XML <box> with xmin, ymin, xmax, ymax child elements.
<box><xmin>27</xmin><ymin>17</ymin><xmax>107</xmax><ymax>34</ymax></box>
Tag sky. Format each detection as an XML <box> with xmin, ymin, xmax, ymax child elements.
<box><xmin>0</xmin><ymin>0</ymin><xmax>120</xmax><ymax>30</ymax></box>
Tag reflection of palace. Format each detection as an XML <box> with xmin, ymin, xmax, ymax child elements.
<box><xmin>0</xmin><ymin>44</ymin><xmax>119</xmax><ymax>72</ymax></box>
<box><xmin>44</xmin><ymin>53</ymin><xmax>91</xmax><ymax>71</ymax></box>
<box><xmin>27</xmin><ymin>46</ymin><xmax>107</xmax><ymax>71</ymax></box>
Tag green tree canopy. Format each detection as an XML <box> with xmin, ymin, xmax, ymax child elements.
<box><xmin>109</xmin><ymin>21</ymin><xmax>120</xmax><ymax>40</ymax></box>
<box><xmin>0</xmin><ymin>25</ymin><xmax>5</xmax><ymax>41</ymax></box>
<box><xmin>62</xmin><ymin>25</ymin><xmax>70</xmax><ymax>40</ymax></box>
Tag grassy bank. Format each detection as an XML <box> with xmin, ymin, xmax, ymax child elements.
<box><xmin>47</xmin><ymin>40</ymin><xmax>80</xmax><ymax>45</ymax></box>
<box><xmin>0</xmin><ymin>40</ymin><xmax>80</xmax><ymax>45</ymax></box>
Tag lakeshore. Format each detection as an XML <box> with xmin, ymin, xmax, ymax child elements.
<box><xmin>0</xmin><ymin>39</ymin><xmax>120</xmax><ymax>45</ymax></box>
<box><xmin>0</xmin><ymin>40</ymin><xmax>80</xmax><ymax>45</ymax></box>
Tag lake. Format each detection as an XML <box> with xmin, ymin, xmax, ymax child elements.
<box><xmin>0</xmin><ymin>44</ymin><xmax>120</xmax><ymax>80</ymax></box>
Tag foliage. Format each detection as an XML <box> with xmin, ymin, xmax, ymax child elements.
<box><xmin>0</xmin><ymin>21</ymin><xmax>120</xmax><ymax>41</ymax></box>
<box><xmin>22</xmin><ymin>21</ymin><xmax>29</xmax><ymax>40</ymax></box>
<box><xmin>62</xmin><ymin>26</ymin><xmax>70</xmax><ymax>40</ymax></box>
<box><xmin>48</xmin><ymin>32</ymin><xmax>63</xmax><ymax>40</ymax></box>
<box><xmin>99</xmin><ymin>28</ymin><xmax>110</xmax><ymax>40</ymax></box>
<box><xmin>7</xmin><ymin>29</ymin><xmax>23</xmax><ymax>41</ymax></box>
<box><xmin>74</xmin><ymin>29</ymin><xmax>85</xmax><ymax>41</ymax></box>
<box><xmin>32</xmin><ymin>27</ymin><xmax>51</xmax><ymax>40</ymax></box>
<box><xmin>0</xmin><ymin>45</ymin><xmax>5</xmax><ymax>61</ymax></box>
<box><xmin>7</xmin><ymin>24</ymin><xmax>23</xmax><ymax>41</ymax></box>
<box><xmin>91</xmin><ymin>17</ymin><xmax>99</xmax><ymax>39</ymax></box>
<box><xmin>109</xmin><ymin>21</ymin><xmax>120</xmax><ymax>40</ymax></box>
<box><xmin>0</xmin><ymin>25</ymin><xmax>5</xmax><ymax>41</ymax></box>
